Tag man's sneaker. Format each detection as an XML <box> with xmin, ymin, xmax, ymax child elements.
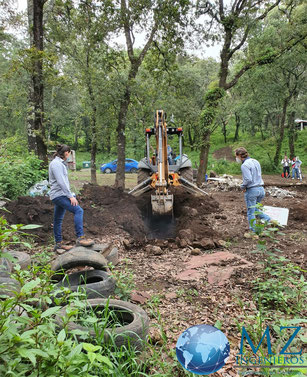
<box><xmin>53</xmin><ymin>242</ymin><xmax>73</xmax><ymax>252</ymax></box>
<box><xmin>76</xmin><ymin>236</ymin><xmax>94</xmax><ymax>247</ymax></box>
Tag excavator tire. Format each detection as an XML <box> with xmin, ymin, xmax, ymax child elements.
<box><xmin>137</xmin><ymin>169</ymin><xmax>151</xmax><ymax>185</ymax></box>
<box><xmin>180</xmin><ymin>167</ymin><xmax>193</xmax><ymax>182</ymax></box>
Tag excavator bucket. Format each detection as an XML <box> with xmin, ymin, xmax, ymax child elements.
<box><xmin>151</xmin><ymin>194</ymin><xmax>173</xmax><ymax>215</ymax></box>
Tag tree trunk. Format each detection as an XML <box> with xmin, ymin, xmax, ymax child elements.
<box><xmin>288</xmin><ymin>110</ymin><xmax>296</xmax><ymax>159</ymax></box>
<box><xmin>273</xmin><ymin>97</ymin><xmax>289</xmax><ymax>167</ymax></box>
<box><xmin>233</xmin><ymin>112</ymin><xmax>240</xmax><ymax>141</ymax></box>
<box><xmin>86</xmin><ymin>52</ymin><xmax>98</xmax><ymax>184</ymax></box>
<box><xmin>27</xmin><ymin>0</ymin><xmax>47</xmax><ymax>165</ymax></box>
<box><xmin>73</xmin><ymin>119</ymin><xmax>79</xmax><ymax>151</ymax></box>
<box><xmin>187</xmin><ymin>125</ymin><xmax>194</xmax><ymax>150</ymax></box>
<box><xmin>222</xmin><ymin>120</ymin><xmax>227</xmax><ymax>143</ymax></box>
<box><xmin>115</xmin><ymin>63</ymin><xmax>140</xmax><ymax>190</ymax></box>
<box><xmin>219</xmin><ymin>29</ymin><xmax>232</xmax><ymax>89</ymax></box>
<box><xmin>196</xmin><ymin>130</ymin><xmax>211</xmax><ymax>186</ymax></box>
<box><xmin>115</xmin><ymin>85</ymin><xmax>130</xmax><ymax>190</ymax></box>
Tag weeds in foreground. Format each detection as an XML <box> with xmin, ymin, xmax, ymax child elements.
<box><xmin>234</xmin><ymin>216</ymin><xmax>307</xmax><ymax>377</ymax></box>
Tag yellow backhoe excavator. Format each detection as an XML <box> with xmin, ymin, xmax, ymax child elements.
<box><xmin>129</xmin><ymin>110</ymin><xmax>208</xmax><ymax>214</ymax></box>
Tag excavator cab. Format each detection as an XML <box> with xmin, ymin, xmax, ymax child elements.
<box><xmin>129</xmin><ymin>110</ymin><xmax>208</xmax><ymax>215</ymax></box>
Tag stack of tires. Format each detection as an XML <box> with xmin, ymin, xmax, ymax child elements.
<box><xmin>51</xmin><ymin>245</ymin><xmax>149</xmax><ymax>350</ymax></box>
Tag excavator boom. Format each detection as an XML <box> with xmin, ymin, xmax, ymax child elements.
<box><xmin>128</xmin><ymin>110</ymin><xmax>208</xmax><ymax>214</ymax></box>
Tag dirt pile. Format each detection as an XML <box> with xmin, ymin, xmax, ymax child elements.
<box><xmin>4</xmin><ymin>185</ymin><xmax>146</xmax><ymax>243</ymax></box>
<box><xmin>4</xmin><ymin>185</ymin><xmax>221</xmax><ymax>247</ymax></box>
<box><xmin>173</xmin><ymin>188</ymin><xmax>221</xmax><ymax>248</ymax></box>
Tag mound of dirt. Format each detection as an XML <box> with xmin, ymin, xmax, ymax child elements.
<box><xmin>4</xmin><ymin>185</ymin><xmax>221</xmax><ymax>248</ymax></box>
<box><xmin>213</xmin><ymin>146</ymin><xmax>235</xmax><ymax>162</ymax></box>
<box><xmin>4</xmin><ymin>185</ymin><xmax>146</xmax><ymax>243</ymax></box>
<box><xmin>173</xmin><ymin>188</ymin><xmax>221</xmax><ymax>247</ymax></box>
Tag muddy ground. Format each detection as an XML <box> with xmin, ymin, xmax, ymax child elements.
<box><xmin>3</xmin><ymin>176</ymin><xmax>307</xmax><ymax>377</ymax></box>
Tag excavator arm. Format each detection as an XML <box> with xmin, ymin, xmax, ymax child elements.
<box><xmin>151</xmin><ymin>110</ymin><xmax>173</xmax><ymax>215</ymax></box>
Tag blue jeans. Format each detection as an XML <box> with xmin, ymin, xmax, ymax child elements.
<box><xmin>244</xmin><ymin>187</ymin><xmax>270</xmax><ymax>231</ymax></box>
<box><xmin>52</xmin><ymin>196</ymin><xmax>84</xmax><ymax>243</ymax></box>
<box><xmin>292</xmin><ymin>168</ymin><xmax>300</xmax><ymax>179</ymax></box>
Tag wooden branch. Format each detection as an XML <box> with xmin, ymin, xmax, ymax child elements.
<box><xmin>121</xmin><ymin>0</ymin><xmax>134</xmax><ymax>61</ymax></box>
<box><xmin>225</xmin><ymin>31</ymin><xmax>306</xmax><ymax>90</ymax></box>
<box><xmin>138</xmin><ymin>22</ymin><xmax>158</xmax><ymax>64</ymax></box>
<box><xmin>219</xmin><ymin>0</ymin><xmax>224</xmax><ymax>18</ymax></box>
<box><xmin>228</xmin><ymin>26</ymin><xmax>250</xmax><ymax>59</ymax></box>
<box><xmin>255</xmin><ymin>0</ymin><xmax>282</xmax><ymax>22</ymax></box>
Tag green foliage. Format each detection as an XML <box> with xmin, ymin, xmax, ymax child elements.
<box><xmin>0</xmin><ymin>153</ymin><xmax>47</xmax><ymax>200</ymax></box>
<box><xmin>210</xmin><ymin>158</ymin><xmax>241</xmax><ymax>175</ymax></box>
<box><xmin>253</xmin><ymin>251</ymin><xmax>306</xmax><ymax>315</ymax></box>
<box><xmin>110</xmin><ymin>259</ymin><xmax>135</xmax><ymax>301</ymax></box>
<box><xmin>0</xmin><ymin>253</ymin><xmax>148</xmax><ymax>376</ymax></box>
<box><xmin>0</xmin><ymin>216</ymin><xmax>41</xmax><ymax>251</ymax></box>
<box><xmin>200</xmin><ymin>88</ymin><xmax>225</xmax><ymax>131</ymax></box>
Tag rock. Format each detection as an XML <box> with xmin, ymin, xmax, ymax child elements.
<box><xmin>178</xmin><ymin>229</ymin><xmax>194</xmax><ymax>242</ymax></box>
<box><xmin>191</xmin><ymin>248</ymin><xmax>201</xmax><ymax>255</ymax></box>
<box><xmin>217</xmin><ymin>240</ymin><xmax>227</xmax><ymax>247</ymax></box>
<box><xmin>190</xmin><ymin>208</ymin><xmax>198</xmax><ymax>217</ymax></box>
<box><xmin>207</xmin><ymin>266</ymin><xmax>234</xmax><ymax>286</ymax></box>
<box><xmin>145</xmin><ymin>245</ymin><xmax>163</xmax><ymax>255</ymax></box>
<box><xmin>176</xmin><ymin>269</ymin><xmax>202</xmax><ymax>281</ymax></box>
<box><xmin>131</xmin><ymin>291</ymin><xmax>151</xmax><ymax>304</ymax></box>
<box><xmin>193</xmin><ymin>238</ymin><xmax>215</xmax><ymax>250</ymax></box>
<box><xmin>122</xmin><ymin>239</ymin><xmax>132</xmax><ymax>249</ymax></box>
<box><xmin>210</xmin><ymin>171</ymin><xmax>217</xmax><ymax>177</ymax></box>
<box><xmin>55</xmin><ymin>248</ymin><xmax>66</xmax><ymax>255</ymax></box>
<box><xmin>179</xmin><ymin>239</ymin><xmax>188</xmax><ymax>248</ymax></box>
<box><xmin>154</xmin><ymin>239</ymin><xmax>168</xmax><ymax>248</ymax></box>
<box><xmin>188</xmin><ymin>252</ymin><xmax>239</xmax><ymax>269</ymax></box>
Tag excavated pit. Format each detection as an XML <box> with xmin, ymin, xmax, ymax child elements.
<box><xmin>4</xmin><ymin>185</ymin><xmax>222</xmax><ymax>247</ymax></box>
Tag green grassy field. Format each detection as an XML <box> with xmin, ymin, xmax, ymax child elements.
<box><xmin>69</xmin><ymin>170</ymin><xmax>137</xmax><ymax>193</ymax></box>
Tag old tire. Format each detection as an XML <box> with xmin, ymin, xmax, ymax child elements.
<box><xmin>180</xmin><ymin>167</ymin><xmax>193</xmax><ymax>182</ymax></box>
<box><xmin>51</xmin><ymin>249</ymin><xmax>109</xmax><ymax>282</ymax></box>
<box><xmin>0</xmin><ymin>277</ymin><xmax>20</xmax><ymax>298</ymax></box>
<box><xmin>137</xmin><ymin>169</ymin><xmax>150</xmax><ymax>184</ymax></box>
<box><xmin>55</xmin><ymin>298</ymin><xmax>149</xmax><ymax>350</ymax></box>
<box><xmin>56</xmin><ymin>270</ymin><xmax>116</xmax><ymax>299</ymax></box>
<box><xmin>0</xmin><ymin>257</ymin><xmax>12</xmax><ymax>278</ymax></box>
<box><xmin>8</xmin><ymin>251</ymin><xmax>31</xmax><ymax>270</ymax></box>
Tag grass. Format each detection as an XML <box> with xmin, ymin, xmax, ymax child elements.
<box><xmin>69</xmin><ymin>170</ymin><xmax>138</xmax><ymax>193</ymax></box>
<box><xmin>72</xmin><ymin>126</ymin><xmax>307</xmax><ymax>178</ymax></box>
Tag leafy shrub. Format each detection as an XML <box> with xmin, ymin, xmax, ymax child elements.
<box><xmin>0</xmin><ymin>154</ymin><xmax>47</xmax><ymax>199</ymax></box>
<box><xmin>76</xmin><ymin>162</ymin><xmax>82</xmax><ymax>171</ymax></box>
<box><xmin>210</xmin><ymin>159</ymin><xmax>241</xmax><ymax>175</ymax></box>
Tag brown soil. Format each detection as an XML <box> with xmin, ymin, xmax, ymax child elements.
<box><xmin>213</xmin><ymin>146</ymin><xmax>235</xmax><ymax>161</ymax></box>
<box><xmin>5</xmin><ymin>184</ymin><xmax>146</xmax><ymax>243</ymax></box>
<box><xmin>3</xmin><ymin>176</ymin><xmax>307</xmax><ymax>376</ymax></box>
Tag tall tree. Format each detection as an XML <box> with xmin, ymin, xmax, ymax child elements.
<box><xmin>47</xmin><ymin>0</ymin><xmax>113</xmax><ymax>183</ymax></box>
<box><xmin>195</xmin><ymin>0</ymin><xmax>306</xmax><ymax>185</ymax></box>
<box><xmin>27</xmin><ymin>0</ymin><xmax>48</xmax><ymax>164</ymax></box>
<box><xmin>113</xmin><ymin>0</ymin><xmax>191</xmax><ymax>189</ymax></box>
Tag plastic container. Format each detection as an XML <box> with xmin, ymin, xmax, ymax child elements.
<box><xmin>82</xmin><ymin>161</ymin><xmax>91</xmax><ymax>168</ymax></box>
